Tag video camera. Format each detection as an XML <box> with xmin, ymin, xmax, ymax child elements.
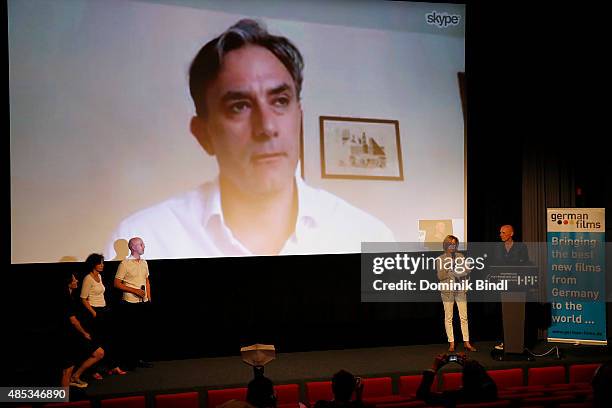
<box><xmin>442</xmin><ymin>354</ymin><xmax>464</xmax><ymax>365</ymax></box>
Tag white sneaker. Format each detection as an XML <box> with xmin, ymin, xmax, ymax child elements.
<box><xmin>70</xmin><ymin>377</ymin><xmax>88</xmax><ymax>388</ymax></box>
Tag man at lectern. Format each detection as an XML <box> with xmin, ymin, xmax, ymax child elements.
<box><xmin>493</xmin><ymin>224</ymin><xmax>531</xmax><ymax>351</ymax></box>
<box><xmin>495</xmin><ymin>225</ymin><xmax>530</xmax><ymax>265</ymax></box>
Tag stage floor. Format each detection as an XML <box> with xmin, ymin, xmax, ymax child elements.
<box><xmin>79</xmin><ymin>340</ymin><xmax>610</xmax><ymax>402</ymax></box>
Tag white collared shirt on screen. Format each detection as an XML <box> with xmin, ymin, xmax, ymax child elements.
<box><xmin>105</xmin><ymin>177</ymin><xmax>395</xmax><ymax>260</ymax></box>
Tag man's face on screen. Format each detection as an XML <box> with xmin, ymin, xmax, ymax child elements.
<box><xmin>195</xmin><ymin>45</ymin><xmax>301</xmax><ymax>196</ymax></box>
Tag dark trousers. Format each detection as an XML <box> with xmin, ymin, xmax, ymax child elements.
<box><xmin>82</xmin><ymin>306</ymin><xmax>120</xmax><ymax>370</ymax></box>
<box><xmin>117</xmin><ymin>300</ymin><xmax>152</xmax><ymax>370</ymax></box>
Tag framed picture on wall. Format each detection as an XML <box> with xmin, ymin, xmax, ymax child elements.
<box><xmin>319</xmin><ymin>116</ymin><xmax>404</xmax><ymax>181</ymax></box>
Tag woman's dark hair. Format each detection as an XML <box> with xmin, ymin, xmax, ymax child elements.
<box><xmin>189</xmin><ymin>19</ymin><xmax>304</xmax><ymax>117</ymax></box>
<box><xmin>85</xmin><ymin>253</ymin><xmax>104</xmax><ymax>272</ymax></box>
<box><xmin>63</xmin><ymin>271</ymin><xmax>75</xmax><ymax>289</ymax></box>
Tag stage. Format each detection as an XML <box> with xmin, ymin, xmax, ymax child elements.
<box><xmin>76</xmin><ymin>340</ymin><xmax>610</xmax><ymax>403</ymax></box>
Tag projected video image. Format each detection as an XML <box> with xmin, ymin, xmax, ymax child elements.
<box><xmin>9</xmin><ymin>0</ymin><xmax>465</xmax><ymax>262</ymax></box>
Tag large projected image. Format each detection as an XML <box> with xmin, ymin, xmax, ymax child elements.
<box><xmin>9</xmin><ymin>0</ymin><xmax>466</xmax><ymax>263</ymax></box>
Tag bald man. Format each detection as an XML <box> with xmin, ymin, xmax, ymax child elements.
<box><xmin>114</xmin><ymin>237</ymin><xmax>153</xmax><ymax>369</ymax></box>
<box><xmin>496</xmin><ymin>225</ymin><xmax>529</xmax><ymax>265</ymax></box>
<box><xmin>493</xmin><ymin>225</ymin><xmax>531</xmax><ymax>351</ymax></box>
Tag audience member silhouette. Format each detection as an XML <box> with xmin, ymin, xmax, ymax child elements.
<box><xmin>593</xmin><ymin>361</ymin><xmax>612</xmax><ymax>408</ymax></box>
<box><xmin>247</xmin><ymin>374</ymin><xmax>277</xmax><ymax>408</ymax></box>
<box><xmin>217</xmin><ymin>372</ymin><xmax>277</xmax><ymax>408</ymax></box>
<box><xmin>314</xmin><ymin>369</ymin><xmax>368</xmax><ymax>408</ymax></box>
<box><xmin>417</xmin><ymin>354</ymin><xmax>497</xmax><ymax>407</ymax></box>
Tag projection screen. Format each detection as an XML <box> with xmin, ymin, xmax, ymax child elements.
<box><xmin>9</xmin><ymin>0</ymin><xmax>465</xmax><ymax>263</ymax></box>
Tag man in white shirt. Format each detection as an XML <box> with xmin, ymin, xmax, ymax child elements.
<box><xmin>114</xmin><ymin>237</ymin><xmax>153</xmax><ymax>369</ymax></box>
<box><xmin>106</xmin><ymin>19</ymin><xmax>394</xmax><ymax>260</ymax></box>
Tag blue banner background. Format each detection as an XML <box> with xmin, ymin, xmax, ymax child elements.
<box><xmin>547</xmin><ymin>230</ymin><xmax>606</xmax><ymax>343</ymax></box>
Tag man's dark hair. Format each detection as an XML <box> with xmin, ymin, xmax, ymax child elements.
<box><xmin>332</xmin><ymin>369</ymin><xmax>357</xmax><ymax>402</ymax></box>
<box><xmin>189</xmin><ymin>18</ymin><xmax>304</xmax><ymax>117</ymax></box>
<box><xmin>247</xmin><ymin>375</ymin><xmax>276</xmax><ymax>408</ymax></box>
<box><xmin>84</xmin><ymin>253</ymin><xmax>104</xmax><ymax>273</ymax></box>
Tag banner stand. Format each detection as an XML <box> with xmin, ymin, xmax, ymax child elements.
<box><xmin>546</xmin><ymin>208</ymin><xmax>607</xmax><ymax>346</ymax></box>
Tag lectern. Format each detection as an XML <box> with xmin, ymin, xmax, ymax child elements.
<box><xmin>501</xmin><ymin>292</ymin><xmax>527</xmax><ymax>353</ymax></box>
<box><xmin>488</xmin><ymin>265</ymin><xmax>538</xmax><ymax>360</ymax></box>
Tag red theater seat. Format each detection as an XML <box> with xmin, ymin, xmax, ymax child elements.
<box><xmin>440</xmin><ymin>372</ymin><xmax>462</xmax><ymax>391</ymax></box>
<box><xmin>549</xmin><ymin>389</ymin><xmax>593</xmax><ymax>400</ymax></box>
<box><xmin>306</xmin><ymin>381</ymin><xmax>333</xmax><ymax>406</ymax></box>
<box><xmin>496</xmin><ymin>391</ymin><xmax>546</xmax><ymax>401</ymax></box>
<box><xmin>278</xmin><ymin>404</ymin><xmax>301</xmax><ymax>408</ymax></box>
<box><xmin>274</xmin><ymin>384</ymin><xmax>300</xmax><ymax>405</ymax></box>
<box><xmin>155</xmin><ymin>391</ymin><xmax>199</xmax><ymax>408</ymax></box>
<box><xmin>361</xmin><ymin>377</ymin><xmax>407</xmax><ymax>404</ymax></box>
<box><xmin>504</xmin><ymin>385</ymin><xmax>546</xmax><ymax>393</ymax></box>
<box><xmin>455</xmin><ymin>400</ymin><xmax>512</xmax><ymax>408</ymax></box>
<box><xmin>559</xmin><ymin>403</ymin><xmax>594</xmax><ymax>408</ymax></box>
<box><xmin>520</xmin><ymin>395</ymin><xmax>577</xmax><ymax>406</ymax></box>
<box><xmin>487</xmin><ymin>368</ymin><xmax>523</xmax><ymax>390</ymax></box>
<box><xmin>208</xmin><ymin>388</ymin><xmax>247</xmax><ymax>408</ymax></box>
<box><xmin>375</xmin><ymin>401</ymin><xmax>426</xmax><ymax>408</ymax></box>
<box><xmin>100</xmin><ymin>396</ymin><xmax>145</xmax><ymax>408</ymax></box>
<box><xmin>362</xmin><ymin>377</ymin><xmax>392</xmax><ymax>398</ymax></box>
<box><xmin>44</xmin><ymin>402</ymin><xmax>91</xmax><ymax>407</ymax></box>
<box><xmin>569</xmin><ymin>364</ymin><xmax>600</xmax><ymax>384</ymax></box>
<box><xmin>528</xmin><ymin>366</ymin><xmax>566</xmax><ymax>386</ymax></box>
<box><xmin>399</xmin><ymin>375</ymin><xmax>424</xmax><ymax>398</ymax></box>
<box><xmin>504</xmin><ymin>383</ymin><xmax>578</xmax><ymax>394</ymax></box>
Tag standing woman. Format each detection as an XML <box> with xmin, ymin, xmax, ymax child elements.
<box><xmin>436</xmin><ymin>235</ymin><xmax>477</xmax><ymax>352</ymax></box>
<box><xmin>60</xmin><ymin>272</ymin><xmax>104</xmax><ymax>389</ymax></box>
<box><xmin>81</xmin><ymin>253</ymin><xmax>126</xmax><ymax>377</ymax></box>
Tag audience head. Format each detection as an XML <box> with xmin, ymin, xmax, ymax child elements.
<box><xmin>462</xmin><ymin>359</ymin><xmax>488</xmax><ymax>388</ymax></box>
<box><xmin>461</xmin><ymin>358</ymin><xmax>497</xmax><ymax>400</ymax></box>
<box><xmin>247</xmin><ymin>375</ymin><xmax>276</xmax><ymax>408</ymax></box>
<box><xmin>592</xmin><ymin>361</ymin><xmax>612</xmax><ymax>408</ymax></box>
<box><xmin>332</xmin><ymin>369</ymin><xmax>357</xmax><ymax>402</ymax></box>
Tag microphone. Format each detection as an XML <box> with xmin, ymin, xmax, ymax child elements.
<box><xmin>140</xmin><ymin>285</ymin><xmax>146</xmax><ymax>303</ymax></box>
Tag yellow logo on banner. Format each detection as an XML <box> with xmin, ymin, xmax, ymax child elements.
<box><xmin>547</xmin><ymin>208</ymin><xmax>605</xmax><ymax>233</ymax></box>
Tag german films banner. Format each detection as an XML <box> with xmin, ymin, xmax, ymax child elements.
<box><xmin>547</xmin><ymin>208</ymin><xmax>606</xmax><ymax>345</ymax></box>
